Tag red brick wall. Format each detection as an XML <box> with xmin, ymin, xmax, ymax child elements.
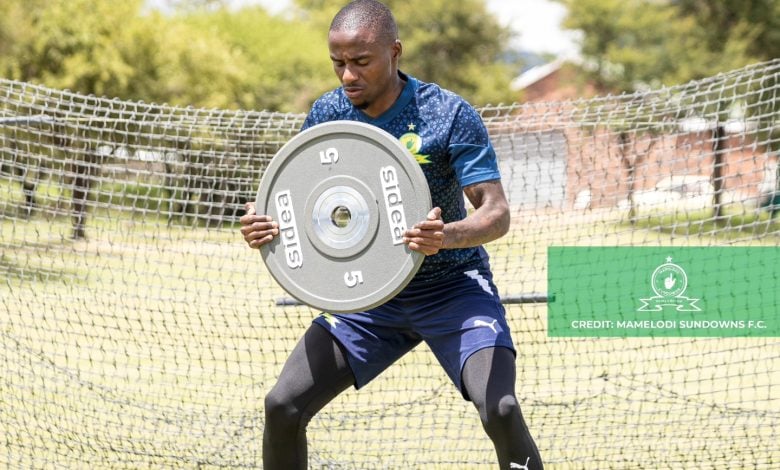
<box><xmin>564</xmin><ymin>129</ymin><xmax>775</xmax><ymax>209</ymax></box>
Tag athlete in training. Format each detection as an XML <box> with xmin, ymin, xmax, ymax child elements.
<box><xmin>240</xmin><ymin>1</ymin><xmax>543</xmax><ymax>468</ymax></box>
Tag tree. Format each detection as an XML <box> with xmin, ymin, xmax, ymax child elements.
<box><xmin>389</xmin><ymin>0</ymin><xmax>518</xmax><ymax>105</ymax></box>
<box><xmin>0</xmin><ymin>0</ymin><xmax>144</xmax><ymax>96</ymax></box>
<box><xmin>556</xmin><ymin>0</ymin><xmax>779</xmax><ymax>91</ymax></box>
<box><xmin>0</xmin><ymin>0</ymin><xmax>253</xmax><ymax>109</ymax></box>
<box><xmin>134</xmin><ymin>16</ymin><xmax>255</xmax><ymax>109</ymax></box>
<box><xmin>673</xmin><ymin>0</ymin><xmax>780</xmax><ymax>64</ymax></box>
<box><xmin>184</xmin><ymin>7</ymin><xmax>334</xmax><ymax>112</ymax></box>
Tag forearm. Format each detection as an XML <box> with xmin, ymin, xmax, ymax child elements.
<box><xmin>441</xmin><ymin>203</ymin><xmax>509</xmax><ymax>249</ymax></box>
<box><xmin>439</xmin><ymin>180</ymin><xmax>510</xmax><ymax>249</ymax></box>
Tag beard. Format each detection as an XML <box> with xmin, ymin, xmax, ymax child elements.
<box><xmin>355</xmin><ymin>101</ymin><xmax>370</xmax><ymax>110</ymax></box>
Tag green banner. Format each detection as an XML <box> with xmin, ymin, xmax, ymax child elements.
<box><xmin>547</xmin><ymin>246</ymin><xmax>780</xmax><ymax>337</ymax></box>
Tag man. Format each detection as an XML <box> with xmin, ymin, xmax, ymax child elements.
<box><xmin>240</xmin><ymin>1</ymin><xmax>543</xmax><ymax>468</ymax></box>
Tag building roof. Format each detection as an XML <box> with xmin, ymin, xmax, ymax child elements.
<box><xmin>511</xmin><ymin>59</ymin><xmax>565</xmax><ymax>91</ymax></box>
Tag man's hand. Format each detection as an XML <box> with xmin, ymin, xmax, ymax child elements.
<box><xmin>239</xmin><ymin>202</ymin><xmax>279</xmax><ymax>249</ymax></box>
<box><xmin>403</xmin><ymin>207</ymin><xmax>444</xmax><ymax>256</ymax></box>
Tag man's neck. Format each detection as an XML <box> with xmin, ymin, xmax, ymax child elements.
<box><xmin>363</xmin><ymin>72</ymin><xmax>407</xmax><ymax>119</ymax></box>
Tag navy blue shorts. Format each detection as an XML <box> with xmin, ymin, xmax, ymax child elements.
<box><xmin>313</xmin><ymin>267</ymin><xmax>515</xmax><ymax>398</ymax></box>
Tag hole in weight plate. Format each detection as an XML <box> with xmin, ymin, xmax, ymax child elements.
<box><xmin>331</xmin><ymin>205</ymin><xmax>351</xmax><ymax>228</ymax></box>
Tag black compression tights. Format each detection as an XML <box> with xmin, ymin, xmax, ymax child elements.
<box><xmin>461</xmin><ymin>346</ymin><xmax>544</xmax><ymax>470</ymax></box>
<box><xmin>262</xmin><ymin>323</ymin><xmax>543</xmax><ymax>470</ymax></box>
<box><xmin>262</xmin><ymin>324</ymin><xmax>355</xmax><ymax>469</ymax></box>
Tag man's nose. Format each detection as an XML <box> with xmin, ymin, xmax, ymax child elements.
<box><xmin>342</xmin><ymin>65</ymin><xmax>358</xmax><ymax>83</ymax></box>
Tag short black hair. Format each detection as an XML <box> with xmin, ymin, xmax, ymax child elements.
<box><xmin>330</xmin><ymin>0</ymin><xmax>399</xmax><ymax>45</ymax></box>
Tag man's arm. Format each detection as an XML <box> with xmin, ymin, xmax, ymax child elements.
<box><xmin>446</xmin><ymin>180</ymin><xmax>510</xmax><ymax>248</ymax></box>
<box><xmin>403</xmin><ymin>180</ymin><xmax>510</xmax><ymax>255</ymax></box>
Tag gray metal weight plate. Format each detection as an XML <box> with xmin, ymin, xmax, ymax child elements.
<box><xmin>254</xmin><ymin>121</ymin><xmax>432</xmax><ymax>313</ymax></box>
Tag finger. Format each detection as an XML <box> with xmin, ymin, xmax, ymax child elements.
<box><xmin>240</xmin><ymin>222</ymin><xmax>279</xmax><ymax>243</ymax></box>
<box><xmin>405</xmin><ymin>226</ymin><xmax>444</xmax><ymax>238</ymax></box>
<box><xmin>405</xmin><ymin>233</ymin><xmax>444</xmax><ymax>247</ymax></box>
<box><xmin>413</xmin><ymin>219</ymin><xmax>445</xmax><ymax>230</ymax></box>
<box><xmin>248</xmin><ymin>233</ymin><xmax>275</xmax><ymax>249</ymax></box>
<box><xmin>239</xmin><ymin>213</ymin><xmax>273</xmax><ymax>226</ymax></box>
<box><xmin>414</xmin><ymin>208</ymin><xmax>443</xmax><ymax>230</ymax></box>
<box><xmin>405</xmin><ymin>222</ymin><xmax>444</xmax><ymax>238</ymax></box>
<box><xmin>403</xmin><ymin>227</ymin><xmax>444</xmax><ymax>253</ymax></box>
<box><xmin>240</xmin><ymin>225</ymin><xmax>277</xmax><ymax>239</ymax></box>
<box><xmin>406</xmin><ymin>240</ymin><xmax>440</xmax><ymax>256</ymax></box>
<box><xmin>243</xmin><ymin>226</ymin><xmax>279</xmax><ymax>248</ymax></box>
<box><xmin>240</xmin><ymin>217</ymin><xmax>276</xmax><ymax>232</ymax></box>
<box><xmin>244</xmin><ymin>201</ymin><xmax>256</xmax><ymax>216</ymax></box>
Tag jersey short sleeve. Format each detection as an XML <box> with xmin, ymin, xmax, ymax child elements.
<box><xmin>448</xmin><ymin>102</ymin><xmax>501</xmax><ymax>187</ymax></box>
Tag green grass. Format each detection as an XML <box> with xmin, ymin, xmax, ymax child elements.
<box><xmin>629</xmin><ymin>206</ymin><xmax>780</xmax><ymax>241</ymax></box>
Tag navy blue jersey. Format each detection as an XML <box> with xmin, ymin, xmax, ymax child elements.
<box><xmin>302</xmin><ymin>72</ymin><xmax>501</xmax><ymax>282</ymax></box>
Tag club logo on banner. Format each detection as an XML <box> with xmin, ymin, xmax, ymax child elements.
<box><xmin>547</xmin><ymin>246</ymin><xmax>779</xmax><ymax>337</ymax></box>
<box><xmin>637</xmin><ymin>257</ymin><xmax>701</xmax><ymax>312</ymax></box>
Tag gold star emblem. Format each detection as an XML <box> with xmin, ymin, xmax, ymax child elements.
<box><xmin>407</xmin><ymin>123</ymin><xmax>416</xmax><ymax>131</ymax></box>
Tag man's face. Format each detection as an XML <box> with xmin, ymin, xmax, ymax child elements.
<box><xmin>328</xmin><ymin>28</ymin><xmax>401</xmax><ymax>118</ymax></box>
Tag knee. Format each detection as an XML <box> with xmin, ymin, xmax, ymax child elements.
<box><xmin>264</xmin><ymin>388</ymin><xmax>301</xmax><ymax>431</ymax></box>
<box><xmin>480</xmin><ymin>394</ymin><xmax>522</xmax><ymax>430</ymax></box>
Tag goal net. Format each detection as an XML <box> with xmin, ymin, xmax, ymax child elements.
<box><xmin>1</xmin><ymin>59</ymin><xmax>778</xmax><ymax>468</ymax></box>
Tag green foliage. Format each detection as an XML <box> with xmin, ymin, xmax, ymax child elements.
<box><xmin>674</xmin><ymin>0</ymin><xmax>780</xmax><ymax>64</ymax></box>
<box><xmin>122</xmin><ymin>14</ymin><xmax>253</xmax><ymax>109</ymax></box>
<box><xmin>1</xmin><ymin>0</ymin><xmax>520</xmax><ymax>110</ymax></box>
<box><xmin>0</xmin><ymin>0</ymin><xmax>250</xmax><ymax>109</ymax></box>
<box><xmin>388</xmin><ymin>0</ymin><xmax>517</xmax><ymax>105</ymax></box>
<box><xmin>184</xmin><ymin>7</ymin><xmax>334</xmax><ymax>112</ymax></box>
<box><xmin>557</xmin><ymin>0</ymin><xmax>777</xmax><ymax>91</ymax></box>
<box><xmin>0</xmin><ymin>0</ymin><xmax>143</xmax><ymax>96</ymax></box>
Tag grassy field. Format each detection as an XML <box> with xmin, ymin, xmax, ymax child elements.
<box><xmin>1</xmin><ymin>190</ymin><xmax>779</xmax><ymax>468</ymax></box>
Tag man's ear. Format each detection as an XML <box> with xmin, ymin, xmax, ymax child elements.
<box><xmin>392</xmin><ymin>39</ymin><xmax>402</xmax><ymax>60</ymax></box>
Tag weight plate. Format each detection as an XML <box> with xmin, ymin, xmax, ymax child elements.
<box><xmin>254</xmin><ymin>121</ymin><xmax>432</xmax><ymax>313</ymax></box>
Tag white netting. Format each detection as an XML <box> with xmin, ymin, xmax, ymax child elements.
<box><xmin>1</xmin><ymin>59</ymin><xmax>779</xmax><ymax>468</ymax></box>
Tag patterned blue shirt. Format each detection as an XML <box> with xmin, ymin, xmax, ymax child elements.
<box><xmin>302</xmin><ymin>72</ymin><xmax>501</xmax><ymax>282</ymax></box>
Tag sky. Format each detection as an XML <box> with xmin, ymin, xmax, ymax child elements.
<box><xmin>174</xmin><ymin>0</ymin><xmax>581</xmax><ymax>58</ymax></box>
<box><xmin>485</xmin><ymin>0</ymin><xmax>580</xmax><ymax>58</ymax></box>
